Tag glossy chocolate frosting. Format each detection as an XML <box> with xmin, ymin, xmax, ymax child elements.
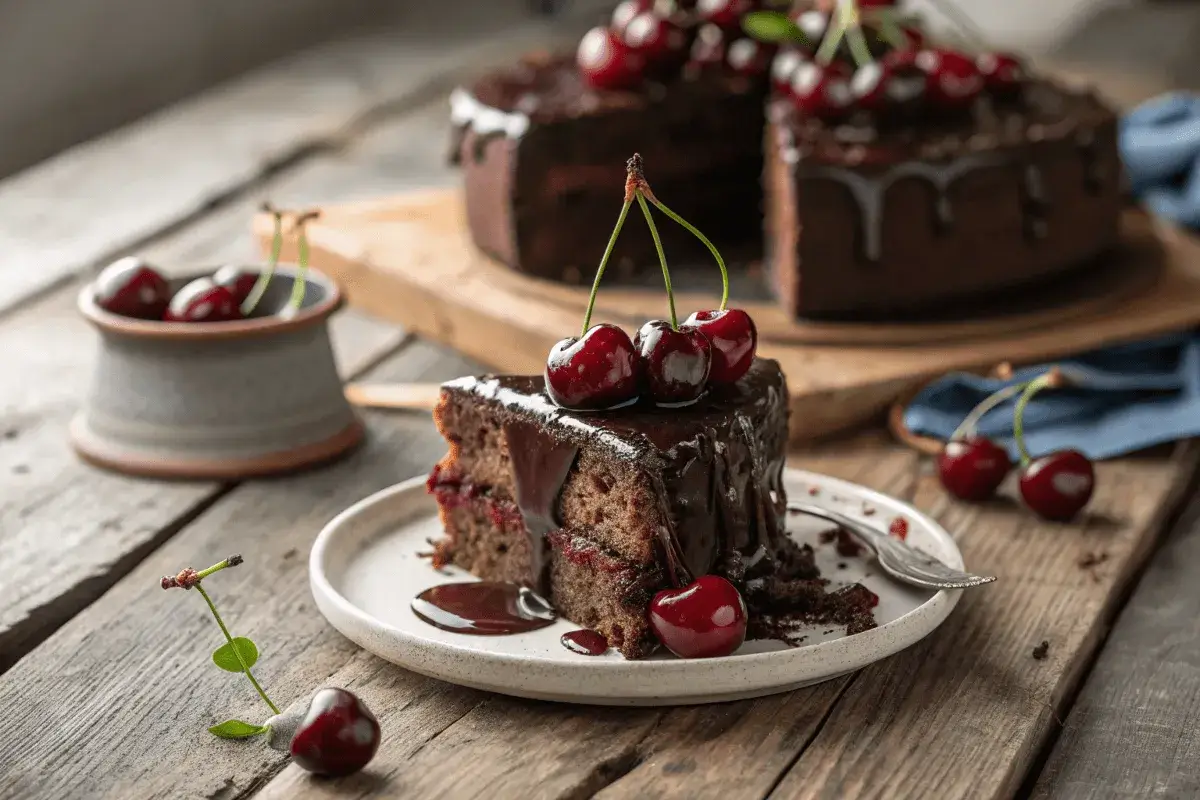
<box><xmin>440</xmin><ymin>358</ymin><xmax>789</xmax><ymax>591</ymax></box>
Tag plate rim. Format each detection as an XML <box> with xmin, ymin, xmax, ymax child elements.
<box><xmin>309</xmin><ymin>469</ymin><xmax>967</xmax><ymax>701</ymax></box>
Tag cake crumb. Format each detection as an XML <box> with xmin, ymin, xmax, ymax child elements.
<box><xmin>862</xmin><ymin>504</ymin><xmax>876</xmax><ymax>516</ymax></box>
<box><xmin>889</xmin><ymin>517</ymin><xmax>909</xmax><ymax>541</ymax></box>
<box><xmin>417</xmin><ymin>538</ymin><xmax>454</xmax><ymax>571</ymax></box>
<box><xmin>808</xmin><ymin>486</ymin><xmax>820</xmax><ymax>496</ymax></box>
<box><xmin>1032</xmin><ymin>640</ymin><xmax>1049</xmax><ymax>661</ymax></box>
<box><xmin>1077</xmin><ymin>551</ymin><xmax>1109</xmax><ymax>569</ymax></box>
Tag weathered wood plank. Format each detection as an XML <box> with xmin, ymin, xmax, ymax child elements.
<box><xmin>0</xmin><ymin>0</ymin><xmax>607</xmax><ymax>316</ymax></box>
<box><xmin>0</xmin><ymin>96</ymin><xmax>463</xmax><ymax>671</ymax></box>
<box><xmin>764</xmin><ymin>444</ymin><xmax>1200</xmax><ymax>800</ymax></box>
<box><xmin>0</xmin><ymin>341</ymin><xmax>484</xmax><ymax>800</ymax></box>
<box><xmin>1030</xmin><ymin>483</ymin><xmax>1200</xmax><ymax>799</ymax></box>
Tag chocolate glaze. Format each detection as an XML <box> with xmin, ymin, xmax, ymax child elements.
<box><xmin>441</xmin><ymin>359</ymin><xmax>789</xmax><ymax>591</ymax></box>
<box><xmin>561</xmin><ymin>629</ymin><xmax>608</xmax><ymax>656</ymax></box>
<box><xmin>502</xmin><ymin>419</ymin><xmax>579</xmax><ymax>593</ymax></box>
<box><xmin>411</xmin><ymin>582</ymin><xmax>556</xmax><ymax>635</ymax></box>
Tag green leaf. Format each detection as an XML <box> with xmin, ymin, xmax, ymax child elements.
<box><xmin>741</xmin><ymin>11</ymin><xmax>808</xmax><ymax>45</ymax></box>
<box><xmin>209</xmin><ymin>719</ymin><xmax>270</xmax><ymax>739</ymax></box>
<box><xmin>212</xmin><ymin>637</ymin><xmax>259</xmax><ymax>672</ymax></box>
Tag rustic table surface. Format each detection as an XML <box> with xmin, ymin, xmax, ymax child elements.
<box><xmin>2</xmin><ymin>4</ymin><xmax>1200</xmax><ymax>799</ymax></box>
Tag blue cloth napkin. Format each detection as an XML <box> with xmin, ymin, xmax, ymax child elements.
<box><xmin>1121</xmin><ymin>92</ymin><xmax>1200</xmax><ymax>229</ymax></box>
<box><xmin>902</xmin><ymin>333</ymin><xmax>1200</xmax><ymax>461</ymax></box>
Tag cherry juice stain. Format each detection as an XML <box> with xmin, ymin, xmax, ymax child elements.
<box><xmin>411</xmin><ymin>582</ymin><xmax>556</xmax><ymax>635</ymax></box>
<box><xmin>560</xmin><ymin>629</ymin><xmax>608</xmax><ymax>656</ymax></box>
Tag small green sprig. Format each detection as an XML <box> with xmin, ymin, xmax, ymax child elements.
<box><xmin>161</xmin><ymin>555</ymin><xmax>280</xmax><ymax>739</ymax></box>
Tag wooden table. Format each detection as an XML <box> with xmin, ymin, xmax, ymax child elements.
<box><xmin>3</xmin><ymin>6</ymin><xmax>1200</xmax><ymax>799</ymax></box>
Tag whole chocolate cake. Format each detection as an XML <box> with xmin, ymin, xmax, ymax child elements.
<box><xmin>449</xmin><ymin>0</ymin><xmax>1122</xmax><ymax>319</ymax></box>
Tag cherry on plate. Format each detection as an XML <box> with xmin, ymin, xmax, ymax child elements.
<box><xmin>545</xmin><ymin>323</ymin><xmax>640</xmax><ymax>410</ymax></box>
<box><xmin>636</xmin><ymin>320</ymin><xmax>712</xmax><ymax>405</ymax></box>
<box><xmin>649</xmin><ymin>575</ymin><xmax>747</xmax><ymax>658</ymax></box>
<box><xmin>94</xmin><ymin>257</ymin><xmax>171</xmax><ymax>320</ymax></box>
<box><xmin>577</xmin><ymin>26</ymin><xmax>646</xmax><ymax>90</ymax></box>
<box><xmin>164</xmin><ymin>278</ymin><xmax>243</xmax><ymax>323</ymax></box>
<box><xmin>937</xmin><ymin>436</ymin><xmax>1011</xmax><ymax>501</ymax></box>
<box><xmin>1018</xmin><ymin>449</ymin><xmax>1095</xmax><ymax>522</ymax></box>
<box><xmin>290</xmin><ymin>688</ymin><xmax>381</xmax><ymax>777</ymax></box>
<box><xmin>682</xmin><ymin>309</ymin><xmax>756</xmax><ymax>385</ymax></box>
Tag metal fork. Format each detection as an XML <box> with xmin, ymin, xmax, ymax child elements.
<box><xmin>787</xmin><ymin>502</ymin><xmax>997</xmax><ymax>590</ymax></box>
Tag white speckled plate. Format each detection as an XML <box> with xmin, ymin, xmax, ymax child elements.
<box><xmin>310</xmin><ymin>469</ymin><xmax>966</xmax><ymax>706</ymax></box>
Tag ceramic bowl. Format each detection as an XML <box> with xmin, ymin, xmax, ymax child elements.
<box><xmin>72</xmin><ymin>266</ymin><xmax>364</xmax><ymax>479</ymax></box>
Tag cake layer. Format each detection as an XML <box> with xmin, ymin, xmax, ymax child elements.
<box><xmin>451</xmin><ymin>55</ymin><xmax>766</xmax><ymax>285</ymax></box>
<box><xmin>765</xmin><ymin>81</ymin><xmax>1122</xmax><ymax>319</ymax></box>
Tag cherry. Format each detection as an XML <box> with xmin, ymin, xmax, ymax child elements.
<box><xmin>977</xmin><ymin>52</ymin><xmax>1025</xmax><ymax>95</ymax></box>
<box><xmin>624</xmin><ymin>12</ymin><xmax>688</xmax><ymax>66</ymax></box>
<box><xmin>211</xmin><ymin>265</ymin><xmax>259</xmax><ymax>306</ymax></box>
<box><xmin>577</xmin><ymin>26</ymin><xmax>645</xmax><ymax>91</ymax></box>
<box><xmin>545</xmin><ymin>323</ymin><xmax>640</xmax><ymax>410</ymax></box>
<box><xmin>899</xmin><ymin>26</ymin><xmax>927</xmax><ymax>51</ymax></box>
<box><xmin>611</xmin><ymin>0</ymin><xmax>654</xmax><ymax>35</ymax></box>
<box><xmin>636</xmin><ymin>320</ymin><xmax>712</xmax><ymax>405</ymax></box>
<box><xmin>855</xmin><ymin>52</ymin><xmax>928</xmax><ymax>113</ymax></box>
<box><xmin>682</xmin><ymin>309</ymin><xmax>756</xmax><ymax>385</ymax></box>
<box><xmin>937</xmin><ymin>437</ymin><xmax>1012</xmax><ymax>501</ymax></box>
<box><xmin>1019</xmin><ymin>450</ymin><xmax>1095</xmax><ymax>522</ymax></box>
<box><xmin>687</xmin><ymin>24</ymin><xmax>727</xmax><ymax>71</ymax></box>
<box><xmin>789</xmin><ymin>62</ymin><xmax>853</xmax><ymax>120</ymax></box>
<box><xmin>858</xmin><ymin>0</ymin><xmax>899</xmax><ymax>7</ymax></box>
<box><xmin>163</xmin><ymin>278</ymin><xmax>243</xmax><ymax>323</ymax></box>
<box><xmin>649</xmin><ymin>575</ymin><xmax>747</xmax><ymax>658</ymax></box>
<box><xmin>289</xmin><ymin>688</ymin><xmax>381</xmax><ymax>777</ymax></box>
<box><xmin>915</xmin><ymin>49</ymin><xmax>983</xmax><ymax>107</ymax></box>
<box><xmin>725</xmin><ymin>38</ymin><xmax>773</xmax><ymax>77</ymax></box>
<box><xmin>771</xmin><ymin>48</ymin><xmax>807</xmax><ymax>92</ymax></box>
<box><xmin>696</xmin><ymin>0</ymin><xmax>755</xmax><ymax>29</ymax></box>
<box><xmin>94</xmin><ymin>257</ymin><xmax>171</xmax><ymax>320</ymax></box>
<box><xmin>792</xmin><ymin>9</ymin><xmax>829</xmax><ymax>44</ymax></box>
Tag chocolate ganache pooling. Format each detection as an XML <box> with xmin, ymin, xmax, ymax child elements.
<box><xmin>441</xmin><ymin>359</ymin><xmax>789</xmax><ymax>594</ymax></box>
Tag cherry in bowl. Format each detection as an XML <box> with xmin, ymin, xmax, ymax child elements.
<box><xmin>164</xmin><ymin>278</ymin><xmax>243</xmax><ymax>323</ymax></box>
<box><xmin>94</xmin><ymin>257</ymin><xmax>171</xmax><ymax>320</ymax></box>
<box><xmin>212</xmin><ymin>265</ymin><xmax>260</xmax><ymax>307</ymax></box>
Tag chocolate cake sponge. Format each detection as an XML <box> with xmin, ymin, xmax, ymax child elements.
<box><xmin>427</xmin><ymin>358</ymin><xmax>796</xmax><ymax>659</ymax></box>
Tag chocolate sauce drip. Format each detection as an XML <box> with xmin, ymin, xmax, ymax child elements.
<box><xmin>1076</xmin><ymin>128</ymin><xmax>1106</xmax><ymax>195</ymax></box>
<box><xmin>561</xmin><ymin>629</ymin><xmax>608</xmax><ymax>655</ymax></box>
<box><xmin>411</xmin><ymin>582</ymin><xmax>556</xmax><ymax>635</ymax></box>
<box><xmin>502</xmin><ymin>419</ymin><xmax>579</xmax><ymax>593</ymax></box>
<box><xmin>1020</xmin><ymin>164</ymin><xmax>1050</xmax><ymax>240</ymax></box>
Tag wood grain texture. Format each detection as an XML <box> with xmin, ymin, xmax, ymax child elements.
<box><xmin>0</xmin><ymin>341</ymin><xmax>484</xmax><ymax>800</ymax></box>
<box><xmin>0</xmin><ymin>0</ymin><xmax>607</xmax><ymax>316</ymax></box>
<box><xmin>766</xmin><ymin>444</ymin><xmax>1200</xmax><ymax>800</ymax></box>
<box><xmin>1031</xmin><ymin>482</ymin><xmax>1200</xmax><ymax>799</ymax></box>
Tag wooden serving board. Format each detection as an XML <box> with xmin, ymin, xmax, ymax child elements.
<box><xmin>254</xmin><ymin>190</ymin><xmax>1200</xmax><ymax>442</ymax></box>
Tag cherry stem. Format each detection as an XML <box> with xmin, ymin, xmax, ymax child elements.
<box><xmin>814</xmin><ymin>16</ymin><xmax>846</xmax><ymax>65</ymax></box>
<box><xmin>924</xmin><ymin>0</ymin><xmax>990</xmax><ymax>50</ymax></box>
<box><xmin>580</xmin><ymin>199</ymin><xmax>633</xmax><ymax>337</ymax></box>
<box><xmin>839</xmin><ymin>1</ymin><xmax>874</xmax><ymax>67</ymax></box>
<box><xmin>875</xmin><ymin>13</ymin><xmax>909</xmax><ymax>49</ymax></box>
<box><xmin>949</xmin><ymin>381</ymin><xmax>1029</xmax><ymax>442</ymax></box>
<box><xmin>1012</xmin><ymin>370</ymin><xmax>1063</xmax><ymax>466</ymax></box>
<box><xmin>190</xmin><ymin>557</ymin><xmax>280</xmax><ymax>715</ymax></box>
<box><xmin>288</xmin><ymin>211</ymin><xmax>320</xmax><ymax>312</ymax></box>
<box><xmin>645</xmin><ymin>196</ymin><xmax>729</xmax><ymax>311</ymax></box>
<box><xmin>243</xmin><ymin>205</ymin><xmax>283</xmax><ymax>316</ymax></box>
<box><xmin>636</xmin><ymin>191</ymin><xmax>678</xmax><ymax>329</ymax></box>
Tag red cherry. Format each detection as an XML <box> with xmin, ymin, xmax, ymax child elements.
<box><xmin>164</xmin><ymin>278</ymin><xmax>243</xmax><ymax>322</ymax></box>
<box><xmin>854</xmin><ymin>53</ymin><xmax>929</xmax><ymax>112</ymax></box>
<box><xmin>624</xmin><ymin>12</ymin><xmax>688</xmax><ymax>65</ymax></box>
<box><xmin>290</xmin><ymin>688</ymin><xmax>381</xmax><ymax>777</ymax></box>
<box><xmin>791</xmin><ymin>9</ymin><xmax>829</xmax><ymax>44</ymax></box>
<box><xmin>915</xmin><ymin>49</ymin><xmax>983</xmax><ymax>107</ymax></box>
<box><xmin>977</xmin><ymin>52</ymin><xmax>1025</xmax><ymax>95</ymax></box>
<box><xmin>545</xmin><ymin>323</ymin><xmax>640</xmax><ymax>410</ymax></box>
<box><xmin>577</xmin><ymin>26</ymin><xmax>645</xmax><ymax>90</ymax></box>
<box><xmin>1018</xmin><ymin>450</ymin><xmax>1095</xmax><ymax>522</ymax></box>
<box><xmin>635</xmin><ymin>320</ymin><xmax>712</xmax><ymax>405</ymax></box>
<box><xmin>211</xmin><ymin>265</ymin><xmax>259</xmax><ymax>306</ymax></box>
<box><xmin>725</xmin><ymin>38</ymin><xmax>774</xmax><ymax>77</ymax></box>
<box><xmin>611</xmin><ymin>0</ymin><xmax>654</xmax><ymax>35</ymax></box>
<box><xmin>771</xmin><ymin>48</ymin><xmax>807</xmax><ymax>92</ymax></box>
<box><xmin>94</xmin><ymin>257</ymin><xmax>171</xmax><ymax>320</ymax></box>
<box><xmin>649</xmin><ymin>575</ymin><xmax>747</xmax><ymax>658</ymax></box>
<box><xmin>937</xmin><ymin>437</ymin><xmax>1012</xmax><ymax>501</ymax></box>
<box><xmin>899</xmin><ymin>26</ymin><xmax>926</xmax><ymax>51</ymax></box>
<box><xmin>687</xmin><ymin>23</ymin><xmax>727</xmax><ymax>71</ymax></box>
<box><xmin>696</xmin><ymin>0</ymin><xmax>755</xmax><ymax>29</ymax></box>
<box><xmin>789</xmin><ymin>62</ymin><xmax>853</xmax><ymax>120</ymax></box>
<box><xmin>859</xmin><ymin>0</ymin><xmax>899</xmax><ymax>7</ymax></box>
<box><xmin>682</xmin><ymin>309</ymin><xmax>757</xmax><ymax>385</ymax></box>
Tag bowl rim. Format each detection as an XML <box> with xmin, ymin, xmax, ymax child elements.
<box><xmin>78</xmin><ymin>264</ymin><xmax>344</xmax><ymax>341</ymax></box>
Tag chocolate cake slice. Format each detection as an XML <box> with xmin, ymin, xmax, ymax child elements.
<box><xmin>427</xmin><ymin>358</ymin><xmax>795</xmax><ymax>659</ymax></box>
